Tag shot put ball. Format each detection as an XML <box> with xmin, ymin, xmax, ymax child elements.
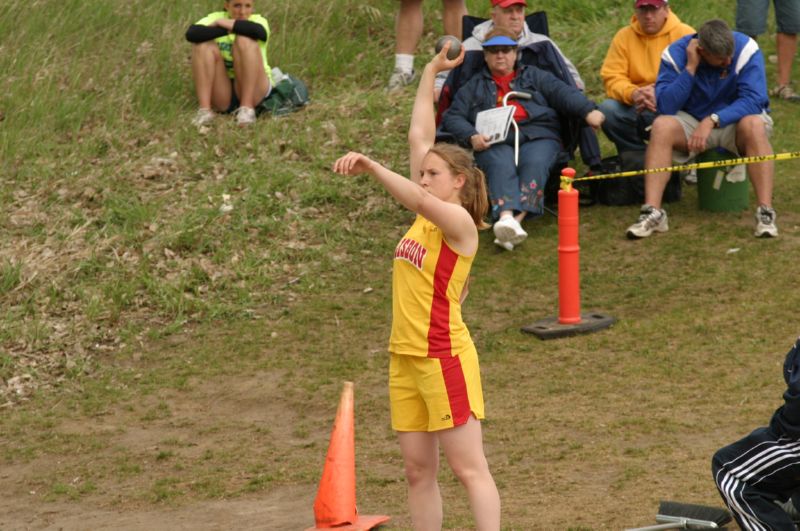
<box><xmin>435</xmin><ymin>35</ymin><xmax>462</xmax><ymax>60</ymax></box>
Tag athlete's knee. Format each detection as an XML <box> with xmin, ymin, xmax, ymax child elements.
<box><xmin>449</xmin><ymin>458</ymin><xmax>490</xmax><ymax>486</ymax></box>
<box><xmin>193</xmin><ymin>41</ymin><xmax>222</xmax><ymax>58</ymax></box>
<box><xmin>233</xmin><ymin>35</ymin><xmax>259</xmax><ymax>52</ymax></box>
<box><xmin>404</xmin><ymin>461</ymin><xmax>437</xmax><ymax>487</ymax></box>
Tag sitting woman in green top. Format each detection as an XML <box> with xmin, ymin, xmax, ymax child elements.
<box><xmin>185</xmin><ymin>1</ymin><xmax>273</xmax><ymax>127</ymax></box>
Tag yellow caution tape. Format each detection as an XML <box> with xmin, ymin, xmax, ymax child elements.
<box><xmin>566</xmin><ymin>151</ymin><xmax>800</xmax><ymax>183</ymax></box>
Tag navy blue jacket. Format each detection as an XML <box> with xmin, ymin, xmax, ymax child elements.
<box><xmin>770</xmin><ymin>338</ymin><xmax>800</xmax><ymax>438</ymax></box>
<box><xmin>440</xmin><ymin>64</ymin><xmax>596</xmax><ymax>147</ymax></box>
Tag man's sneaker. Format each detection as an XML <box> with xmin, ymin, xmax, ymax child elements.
<box><xmin>626</xmin><ymin>205</ymin><xmax>668</xmax><ymax>239</ymax></box>
<box><xmin>192</xmin><ymin>108</ymin><xmax>216</xmax><ymax>126</ymax></box>
<box><xmin>771</xmin><ymin>84</ymin><xmax>800</xmax><ymax>102</ymax></box>
<box><xmin>754</xmin><ymin>205</ymin><xmax>778</xmax><ymax>238</ymax></box>
<box><xmin>234</xmin><ymin>106</ymin><xmax>256</xmax><ymax>126</ymax></box>
<box><xmin>493</xmin><ymin>238</ymin><xmax>514</xmax><ymax>251</ymax></box>
<box><xmin>683</xmin><ymin>168</ymin><xmax>697</xmax><ymax>184</ymax></box>
<box><xmin>387</xmin><ymin>68</ymin><xmax>415</xmax><ymax>92</ymax></box>
<box><xmin>493</xmin><ymin>216</ymin><xmax>528</xmax><ymax>246</ymax></box>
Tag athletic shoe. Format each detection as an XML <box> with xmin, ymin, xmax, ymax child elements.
<box><xmin>192</xmin><ymin>108</ymin><xmax>216</xmax><ymax>126</ymax></box>
<box><xmin>493</xmin><ymin>216</ymin><xmax>527</xmax><ymax>246</ymax></box>
<box><xmin>771</xmin><ymin>84</ymin><xmax>800</xmax><ymax>102</ymax></box>
<box><xmin>683</xmin><ymin>169</ymin><xmax>697</xmax><ymax>184</ymax></box>
<box><xmin>754</xmin><ymin>205</ymin><xmax>778</xmax><ymax>238</ymax></box>
<box><xmin>387</xmin><ymin>68</ymin><xmax>415</xmax><ymax>92</ymax></box>
<box><xmin>626</xmin><ymin>205</ymin><xmax>668</xmax><ymax>239</ymax></box>
<box><xmin>234</xmin><ymin>106</ymin><xmax>256</xmax><ymax>126</ymax></box>
<box><xmin>493</xmin><ymin>238</ymin><xmax>514</xmax><ymax>251</ymax></box>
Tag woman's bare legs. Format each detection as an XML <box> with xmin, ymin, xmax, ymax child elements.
<box><xmin>232</xmin><ymin>36</ymin><xmax>269</xmax><ymax>109</ymax></box>
<box><xmin>190</xmin><ymin>41</ymin><xmax>232</xmax><ymax>111</ymax></box>
<box><xmin>439</xmin><ymin>417</ymin><xmax>500</xmax><ymax>531</ymax></box>
<box><xmin>398</xmin><ymin>417</ymin><xmax>500</xmax><ymax>531</ymax></box>
<box><xmin>398</xmin><ymin>431</ymin><xmax>443</xmax><ymax>531</ymax></box>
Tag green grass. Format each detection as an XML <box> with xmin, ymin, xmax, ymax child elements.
<box><xmin>1</xmin><ymin>0</ymin><xmax>799</xmax><ymax>528</ymax></box>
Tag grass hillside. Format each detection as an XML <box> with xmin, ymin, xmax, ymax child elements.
<box><xmin>2</xmin><ymin>0</ymin><xmax>799</xmax><ymax>529</ymax></box>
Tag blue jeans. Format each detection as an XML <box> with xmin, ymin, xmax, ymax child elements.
<box><xmin>598</xmin><ymin>99</ymin><xmax>652</xmax><ymax>154</ymax></box>
<box><xmin>474</xmin><ymin>137</ymin><xmax>561</xmax><ymax>220</ymax></box>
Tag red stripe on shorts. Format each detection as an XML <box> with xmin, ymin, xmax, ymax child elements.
<box><xmin>439</xmin><ymin>356</ymin><xmax>471</xmax><ymax>426</ymax></box>
<box><xmin>427</xmin><ymin>242</ymin><xmax>458</xmax><ymax>357</ymax></box>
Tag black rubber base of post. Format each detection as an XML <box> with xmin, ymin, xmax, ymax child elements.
<box><xmin>520</xmin><ymin>312</ymin><xmax>616</xmax><ymax>340</ymax></box>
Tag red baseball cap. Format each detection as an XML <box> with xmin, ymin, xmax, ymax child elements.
<box><xmin>491</xmin><ymin>0</ymin><xmax>527</xmax><ymax>7</ymax></box>
<box><xmin>635</xmin><ymin>0</ymin><xmax>668</xmax><ymax>7</ymax></box>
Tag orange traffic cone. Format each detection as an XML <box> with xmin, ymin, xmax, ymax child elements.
<box><xmin>306</xmin><ymin>382</ymin><xmax>390</xmax><ymax>531</ymax></box>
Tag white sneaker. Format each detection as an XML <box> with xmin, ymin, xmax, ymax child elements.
<box><xmin>493</xmin><ymin>238</ymin><xmax>514</xmax><ymax>251</ymax></box>
<box><xmin>626</xmin><ymin>205</ymin><xmax>669</xmax><ymax>239</ymax></box>
<box><xmin>192</xmin><ymin>108</ymin><xmax>216</xmax><ymax>126</ymax></box>
<box><xmin>754</xmin><ymin>205</ymin><xmax>778</xmax><ymax>238</ymax></box>
<box><xmin>683</xmin><ymin>169</ymin><xmax>697</xmax><ymax>184</ymax></box>
<box><xmin>234</xmin><ymin>106</ymin><xmax>256</xmax><ymax>126</ymax></box>
<box><xmin>493</xmin><ymin>216</ymin><xmax>527</xmax><ymax>246</ymax></box>
<box><xmin>387</xmin><ymin>68</ymin><xmax>415</xmax><ymax>92</ymax></box>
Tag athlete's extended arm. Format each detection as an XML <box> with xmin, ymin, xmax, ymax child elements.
<box><xmin>408</xmin><ymin>44</ymin><xmax>464</xmax><ymax>184</ymax></box>
<box><xmin>332</xmin><ymin>152</ymin><xmax>474</xmax><ymax>252</ymax></box>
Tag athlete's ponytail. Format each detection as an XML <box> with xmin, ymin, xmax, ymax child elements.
<box><xmin>427</xmin><ymin>143</ymin><xmax>489</xmax><ymax>230</ymax></box>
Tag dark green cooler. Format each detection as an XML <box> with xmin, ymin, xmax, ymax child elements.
<box><xmin>696</xmin><ymin>149</ymin><xmax>749</xmax><ymax>212</ymax></box>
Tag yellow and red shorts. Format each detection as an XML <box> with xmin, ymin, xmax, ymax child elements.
<box><xmin>389</xmin><ymin>345</ymin><xmax>485</xmax><ymax>432</ymax></box>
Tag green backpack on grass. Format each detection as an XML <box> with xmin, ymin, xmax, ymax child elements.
<box><xmin>259</xmin><ymin>69</ymin><xmax>310</xmax><ymax>116</ymax></box>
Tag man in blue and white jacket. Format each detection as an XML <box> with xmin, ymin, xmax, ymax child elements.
<box><xmin>626</xmin><ymin>19</ymin><xmax>778</xmax><ymax>240</ymax></box>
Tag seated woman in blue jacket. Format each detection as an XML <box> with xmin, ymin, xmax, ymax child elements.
<box><xmin>441</xmin><ymin>28</ymin><xmax>604</xmax><ymax>251</ymax></box>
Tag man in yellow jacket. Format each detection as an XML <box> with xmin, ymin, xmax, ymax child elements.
<box><xmin>599</xmin><ymin>0</ymin><xmax>694</xmax><ymax>154</ymax></box>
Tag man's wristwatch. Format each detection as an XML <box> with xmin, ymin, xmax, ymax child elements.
<box><xmin>709</xmin><ymin>113</ymin><xmax>720</xmax><ymax>128</ymax></box>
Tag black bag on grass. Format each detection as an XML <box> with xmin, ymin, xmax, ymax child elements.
<box><xmin>592</xmin><ymin>151</ymin><xmax>682</xmax><ymax>206</ymax></box>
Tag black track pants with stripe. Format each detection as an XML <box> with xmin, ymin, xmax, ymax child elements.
<box><xmin>713</xmin><ymin>427</ymin><xmax>800</xmax><ymax>531</ymax></box>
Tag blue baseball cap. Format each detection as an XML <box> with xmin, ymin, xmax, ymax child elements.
<box><xmin>482</xmin><ymin>35</ymin><xmax>518</xmax><ymax>47</ymax></box>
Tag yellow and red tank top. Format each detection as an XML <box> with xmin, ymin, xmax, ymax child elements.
<box><xmin>389</xmin><ymin>215</ymin><xmax>475</xmax><ymax>358</ymax></box>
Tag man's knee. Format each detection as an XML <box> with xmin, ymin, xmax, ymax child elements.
<box><xmin>597</xmin><ymin>98</ymin><xmax>617</xmax><ymax>114</ymax></box>
<box><xmin>598</xmin><ymin>99</ymin><xmax>629</xmax><ymax>128</ymax></box>
<box><xmin>736</xmin><ymin>115</ymin><xmax>769</xmax><ymax>142</ymax></box>
<box><xmin>650</xmin><ymin>115</ymin><xmax>682</xmax><ymax>141</ymax></box>
<box><xmin>598</xmin><ymin>99</ymin><xmax>619</xmax><ymax>120</ymax></box>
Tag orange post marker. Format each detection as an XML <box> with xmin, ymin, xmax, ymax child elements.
<box><xmin>306</xmin><ymin>382</ymin><xmax>390</xmax><ymax>531</ymax></box>
<box><xmin>520</xmin><ymin>167</ymin><xmax>615</xmax><ymax>339</ymax></box>
<box><xmin>558</xmin><ymin>168</ymin><xmax>581</xmax><ymax>324</ymax></box>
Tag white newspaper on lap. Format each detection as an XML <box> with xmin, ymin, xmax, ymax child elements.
<box><xmin>475</xmin><ymin>106</ymin><xmax>515</xmax><ymax>145</ymax></box>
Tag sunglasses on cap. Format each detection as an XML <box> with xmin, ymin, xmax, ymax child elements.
<box><xmin>484</xmin><ymin>45</ymin><xmax>517</xmax><ymax>54</ymax></box>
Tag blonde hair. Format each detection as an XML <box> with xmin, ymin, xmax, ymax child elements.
<box><xmin>427</xmin><ymin>143</ymin><xmax>490</xmax><ymax>230</ymax></box>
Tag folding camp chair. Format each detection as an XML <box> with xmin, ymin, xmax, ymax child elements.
<box><xmin>436</xmin><ymin>11</ymin><xmax>549</xmax><ymax>125</ymax></box>
<box><xmin>435</xmin><ymin>11</ymin><xmax>601</xmax><ymax>210</ymax></box>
